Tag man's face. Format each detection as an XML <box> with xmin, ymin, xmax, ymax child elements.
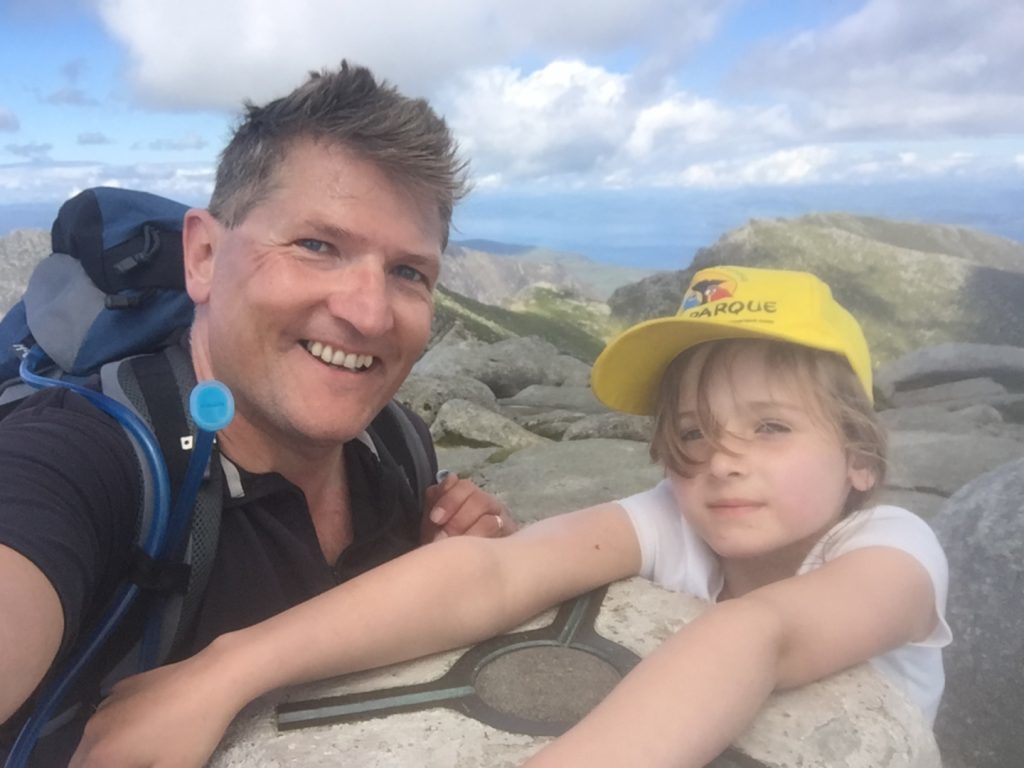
<box><xmin>191</xmin><ymin>138</ymin><xmax>441</xmax><ymax>454</ymax></box>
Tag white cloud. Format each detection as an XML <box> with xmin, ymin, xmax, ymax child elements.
<box><xmin>675</xmin><ymin>146</ymin><xmax>838</xmax><ymax>188</ymax></box>
<box><xmin>97</xmin><ymin>0</ymin><xmax>726</xmax><ymax>108</ymax></box>
<box><xmin>734</xmin><ymin>0</ymin><xmax>1024</xmax><ymax>139</ymax></box>
<box><xmin>0</xmin><ymin>161</ymin><xmax>214</xmax><ymax>203</ymax></box>
<box><xmin>445</xmin><ymin>61</ymin><xmax>631</xmax><ymax>183</ymax></box>
<box><xmin>60</xmin><ymin>0</ymin><xmax>1018</xmax><ymax>196</ymax></box>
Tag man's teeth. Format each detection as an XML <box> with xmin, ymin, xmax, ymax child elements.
<box><xmin>305</xmin><ymin>341</ymin><xmax>374</xmax><ymax>371</ymax></box>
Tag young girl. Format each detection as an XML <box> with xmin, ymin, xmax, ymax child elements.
<box><xmin>71</xmin><ymin>265</ymin><xmax>950</xmax><ymax>768</ymax></box>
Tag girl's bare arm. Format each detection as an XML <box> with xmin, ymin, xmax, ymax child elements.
<box><xmin>527</xmin><ymin>546</ymin><xmax>937</xmax><ymax>768</ymax></box>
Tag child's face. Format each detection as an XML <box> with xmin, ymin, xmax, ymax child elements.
<box><xmin>667</xmin><ymin>343</ymin><xmax>874</xmax><ymax>567</ymax></box>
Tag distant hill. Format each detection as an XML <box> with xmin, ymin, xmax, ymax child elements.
<box><xmin>432</xmin><ymin>284</ymin><xmax>607</xmax><ymax>363</ymax></box>
<box><xmin>445</xmin><ymin>241</ymin><xmax>653</xmax><ymax>302</ymax></box>
<box><xmin>609</xmin><ymin>214</ymin><xmax>1024</xmax><ymax>364</ymax></box>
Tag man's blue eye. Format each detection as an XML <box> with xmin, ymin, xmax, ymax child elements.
<box><xmin>297</xmin><ymin>239</ymin><xmax>328</xmax><ymax>253</ymax></box>
<box><xmin>394</xmin><ymin>264</ymin><xmax>426</xmax><ymax>283</ymax></box>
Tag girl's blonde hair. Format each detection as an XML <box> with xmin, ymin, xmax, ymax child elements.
<box><xmin>650</xmin><ymin>338</ymin><xmax>887</xmax><ymax>516</ymax></box>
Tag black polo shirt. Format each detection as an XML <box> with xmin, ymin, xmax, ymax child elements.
<box><xmin>0</xmin><ymin>385</ymin><xmax>430</xmax><ymax>763</ymax></box>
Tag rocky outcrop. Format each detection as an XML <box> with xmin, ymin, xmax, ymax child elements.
<box><xmin>931</xmin><ymin>458</ymin><xmax>1024</xmax><ymax>768</ymax></box>
<box><xmin>410</xmin><ymin>337</ymin><xmax>1024</xmax><ymax>521</ymax></box>
<box><xmin>441</xmin><ymin>244</ymin><xmax>591</xmax><ymax>305</ymax></box>
<box><xmin>608</xmin><ymin>216</ymin><xmax>1024</xmax><ymax>364</ymax></box>
<box><xmin>413</xmin><ymin>335</ymin><xmax>591</xmax><ymax>398</ymax></box>
<box><xmin>0</xmin><ymin>228</ymin><xmax>48</xmax><ymax>313</ymax></box>
<box><xmin>209</xmin><ymin>578</ymin><xmax>940</xmax><ymax>768</ymax></box>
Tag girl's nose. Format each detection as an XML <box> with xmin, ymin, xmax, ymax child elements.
<box><xmin>706</xmin><ymin>435</ymin><xmax>748</xmax><ymax>479</ymax></box>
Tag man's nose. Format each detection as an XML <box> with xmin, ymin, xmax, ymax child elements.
<box><xmin>325</xmin><ymin>257</ymin><xmax>394</xmax><ymax>337</ymax></box>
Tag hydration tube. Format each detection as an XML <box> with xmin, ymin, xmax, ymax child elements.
<box><xmin>4</xmin><ymin>348</ymin><xmax>233</xmax><ymax>768</ymax></box>
<box><xmin>139</xmin><ymin>381</ymin><xmax>234</xmax><ymax>669</ymax></box>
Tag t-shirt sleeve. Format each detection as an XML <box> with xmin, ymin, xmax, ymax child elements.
<box><xmin>0</xmin><ymin>388</ymin><xmax>140</xmax><ymax>655</ymax></box>
<box><xmin>617</xmin><ymin>479</ymin><xmax>720</xmax><ymax>601</ymax></box>
<box><xmin>817</xmin><ymin>505</ymin><xmax>952</xmax><ymax>648</ymax></box>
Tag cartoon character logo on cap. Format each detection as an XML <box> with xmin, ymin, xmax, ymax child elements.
<box><xmin>681</xmin><ymin>272</ymin><xmax>736</xmax><ymax>310</ymax></box>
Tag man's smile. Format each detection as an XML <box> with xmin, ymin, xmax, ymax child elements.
<box><xmin>302</xmin><ymin>340</ymin><xmax>377</xmax><ymax>371</ymax></box>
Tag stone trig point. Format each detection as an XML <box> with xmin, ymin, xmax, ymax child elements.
<box><xmin>209</xmin><ymin>578</ymin><xmax>940</xmax><ymax>767</ymax></box>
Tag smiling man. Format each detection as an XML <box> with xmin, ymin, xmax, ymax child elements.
<box><xmin>0</xmin><ymin>61</ymin><xmax>514</xmax><ymax>764</ymax></box>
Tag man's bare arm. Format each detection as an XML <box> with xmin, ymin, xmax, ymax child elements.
<box><xmin>0</xmin><ymin>544</ymin><xmax>64</xmax><ymax>722</ymax></box>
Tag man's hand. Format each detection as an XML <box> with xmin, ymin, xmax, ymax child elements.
<box><xmin>421</xmin><ymin>471</ymin><xmax>517</xmax><ymax>543</ymax></box>
<box><xmin>70</xmin><ymin>652</ymin><xmax>244</xmax><ymax>768</ymax></box>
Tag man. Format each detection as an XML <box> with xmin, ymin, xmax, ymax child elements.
<box><xmin>0</xmin><ymin>61</ymin><xmax>513</xmax><ymax>763</ymax></box>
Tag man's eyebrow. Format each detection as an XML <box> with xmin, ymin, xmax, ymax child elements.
<box><xmin>301</xmin><ymin>219</ymin><xmax>354</xmax><ymax>243</ymax></box>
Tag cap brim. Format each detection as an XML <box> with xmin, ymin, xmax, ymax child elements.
<box><xmin>591</xmin><ymin>316</ymin><xmax>831</xmax><ymax>415</ymax></box>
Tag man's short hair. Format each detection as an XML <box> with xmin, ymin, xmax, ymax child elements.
<box><xmin>209</xmin><ymin>60</ymin><xmax>469</xmax><ymax>248</ymax></box>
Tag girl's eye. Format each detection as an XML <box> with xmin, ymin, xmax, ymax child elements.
<box><xmin>756</xmin><ymin>421</ymin><xmax>790</xmax><ymax>435</ymax></box>
<box><xmin>680</xmin><ymin>427</ymin><xmax>704</xmax><ymax>442</ymax></box>
<box><xmin>393</xmin><ymin>264</ymin><xmax>427</xmax><ymax>284</ymax></box>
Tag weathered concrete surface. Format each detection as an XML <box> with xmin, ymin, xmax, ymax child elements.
<box><xmin>208</xmin><ymin>579</ymin><xmax>939</xmax><ymax>768</ymax></box>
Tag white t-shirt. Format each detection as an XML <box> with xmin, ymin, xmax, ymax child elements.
<box><xmin>619</xmin><ymin>480</ymin><xmax>952</xmax><ymax>724</ymax></box>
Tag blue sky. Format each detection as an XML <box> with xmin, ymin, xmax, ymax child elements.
<box><xmin>1</xmin><ymin>0</ymin><xmax>1022</xmax><ymax>268</ymax></box>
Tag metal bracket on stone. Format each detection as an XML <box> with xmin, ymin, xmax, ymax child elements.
<box><xmin>276</xmin><ymin>586</ymin><xmax>765</xmax><ymax>768</ymax></box>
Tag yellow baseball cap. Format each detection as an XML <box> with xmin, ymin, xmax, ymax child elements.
<box><xmin>591</xmin><ymin>265</ymin><xmax>873</xmax><ymax>414</ymax></box>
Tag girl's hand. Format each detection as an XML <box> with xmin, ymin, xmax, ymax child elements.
<box><xmin>422</xmin><ymin>471</ymin><xmax>518</xmax><ymax>542</ymax></box>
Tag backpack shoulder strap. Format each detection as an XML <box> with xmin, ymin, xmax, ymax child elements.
<box><xmin>370</xmin><ymin>401</ymin><xmax>437</xmax><ymax>508</ymax></box>
<box><xmin>97</xmin><ymin>342</ymin><xmax>223</xmax><ymax>669</ymax></box>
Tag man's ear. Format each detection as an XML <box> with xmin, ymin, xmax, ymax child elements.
<box><xmin>182</xmin><ymin>209</ymin><xmax>220</xmax><ymax>305</ymax></box>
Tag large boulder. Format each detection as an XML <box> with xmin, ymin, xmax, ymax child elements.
<box><xmin>878</xmin><ymin>403</ymin><xmax>1005</xmax><ymax>434</ymax></box>
<box><xmin>468</xmin><ymin>438</ymin><xmax>663</xmax><ymax>523</ymax></box>
<box><xmin>500</xmin><ymin>385</ymin><xmax>608</xmax><ymax>415</ymax></box>
<box><xmin>396</xmin><ymin>374</ymin><xmax>497</xmax><ymax>426</ymax></box>
<box><xmin>885</xmin><ymin>431</ymin><xmax>1024</xmax><ymax>497</ymax></box>
<box><xmin>510</xmin><ymin>409</ymin><xmax>589</xmax><ymax>440</ymax></box>
<box><xmin>875</xmin><ymin>343</ymin><xmax>1024</xmax><ymax>400</ymax></box>
<box><xmin>208</xmin><ymin>578</ymin><xmax>939</xmax><ymax>768</ymax></box>
<box><xmin>414</xmin><ymin>336</ymin><xmax>591</xmax><ymax>398</ymax></box>
<box><xmin>430</xmin><ymin>399</ymin><xmax>548</xmax><ymax>451</ymax></box>
<box><xmin>562</xmin><ymin>412</ymin><xmax>652</xmax><ymax>442</ymax></box>
<box><xmin>930</xmin><ymin>458</ymin><xmax>1024</xmax><ymax>768</ymax></box>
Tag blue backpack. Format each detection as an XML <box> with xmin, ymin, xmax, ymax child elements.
<box><xmin>0</xmin><ymin>187</ymin><xmax>434</xmax><ymax>766</ymax></box>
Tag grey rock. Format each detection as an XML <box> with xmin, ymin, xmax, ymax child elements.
<box><xmin>500</xmin><ymin>385</ymin><xmax>608</xmax><ymax>414</ymax></box>
<box><xmin>875</xmin><ymin>343</ymin><xmax>1024</xmax><ymax>399</ymax></box>
<box><xmin>468</xmin><ymin>438</ymin><xmax>663</xmax><ymax>523</ymax></box>
<box><xmin>434</xmin><ymin>445</ymin><xmax>506</xmax><ymax>480</ymax></box>
<box><xmin>885</xmin><ymin>430</ymin><xmax>1024</xmax><ymax>497</ymax></box>
<box><xmin>931</xmin><ymin>458</ymin><xmax>1024</xmax><ymax>768</ymax></box>
<box><xmin>440</xmin><ymin>244</ymin><xmax>591</xmax><ymax>305</ymax></box>
<box><xmin>430</xmin><ymin>399</ymin><xmax>548</xmax><ymax>451</ymax></box>
<box><xmin>0</xmin><ymin>228</ymin><xmax>48</xmax><ymax>313</ymax></box>
<box><xmin>562</xmin><ymin>412</ymin><xmax>652</xmax><ymax>442</ymax></box>
<box><xmin>414</xmin><ymin>336</ymin><xmax>589</xmax><ymax>397</ymax></box>
<box><xmin>889</xmin><ymin>377</ymin><xmax>1007</xmax><ymax>408</ymax></box>
<box><xmin>874</xmin><ymin>488</ymin><xmax>947</xmax><ymax>521</ymax></box>
<box><xmin>879</xmin><ymin>403</ymin><xmax>1004</xmax><ymax>433</ymax></box>
<box><xmin>396</xmin><ymin>374</ymin><xmax>497</xmax><ymax>426</ymax></box>
<box><xmin>209</xmin><ymin>578</ymin><xmax>939</xmax><ymax>768</ymax></box>
<box><xmin>511</xmin><ymin>409</ymin><xmax>589</xmax><ymax>440</ymax></box>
